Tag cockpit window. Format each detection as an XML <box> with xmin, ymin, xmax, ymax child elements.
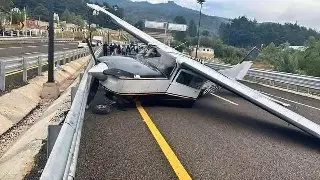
<box><xmin>136</xmin><ymin>46</ymin><xmax>176</xmax><ymax>78</ymax></box>
<box><xmin>176</xmin><ymin>71</ymin><xmax>205</xmax><ymax>89</ymax></box>
<box><xmin>145</xmin><ymin>48</ymin><xmax>161</xmax><ymax>58</ymax></box>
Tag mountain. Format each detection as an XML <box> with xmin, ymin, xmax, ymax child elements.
<box><xmin>92</xmin><ymin>0</ymin><xmax>230</xmax><ymax>34</ymax></box>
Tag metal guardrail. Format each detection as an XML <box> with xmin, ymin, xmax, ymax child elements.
<box><xmin>0</xmin><ymin>37</ymin><xmax>75</xmax><ymax>41</ymax></box>
<box><xmin>40</xmin><ymin>47</ymin><xmax>102</xmax><ymax>180</ymax></box>
<box><xmin>205</xmin><ymin>61</ymin><xmax>320</xmax><ymax>93</ymax></box>
<box><xmin>0</xmin><ymin>48</ymin><xmax>91</xmax><ymax>91</ymax></box>
<box><xmin>0</xmin><ymin>37</ymin><xmax>76</xmax><ymax>44</ymax></box>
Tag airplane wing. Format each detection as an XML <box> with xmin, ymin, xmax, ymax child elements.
<box><xmin>87</xmin><ymin>3</ymin><xmax>320</xmax><ymax>139</ymax></box>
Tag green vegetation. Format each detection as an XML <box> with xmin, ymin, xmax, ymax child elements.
<box><xmin>258</xmin><ymin>37</ymin><xmax>320</xmax><ymax>77</ymax></box>
<box><xmin>60</xmin><ymin>10</ymin><xmax>85</xmax><ymax>27</ymax></box>
<box><xmin>187</xmin><ymin>20</ymin><xmax>197</xmax><ymax>37</ymax></box>
<box><xmin>219</xmin><ymin>16</ymin><xmax>320</xmax><ymax>47</ymax></box>
<box><xmin>0</xmin><ymin>0</ymin><xmax>123</xmax><ymax>29</ymax></box>
<box><xmin>94</xmin><ymin>0</ymin><xmax>228</xmax><ymax>34</ymax></box>
<box><xmin>173</xmin><ymin>16</ymin><xmax>187</xmax><ymax>42</ymax></box>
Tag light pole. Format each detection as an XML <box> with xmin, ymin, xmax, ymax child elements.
<box><xmin>195</xmin><ymin>0</ymin><xmax>205</xmax><ymax>59</ymax></box>
<box><xmin>40</xmin><ymin>0</ymin><xmax>60</xmax><ymax>99</ymax></box>
<box><xmin>48</xmin><ymin>0</ymin><xmax>54</xmax><ymax>83</ymax></box>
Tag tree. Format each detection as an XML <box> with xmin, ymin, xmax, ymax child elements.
<box><xmin>173</xmin><ymin>15</ymin><xmax>187</xmax><ymax>41</ymax></box>
<box><xmin>0</xmin><ymin>0</ymin><xmax>13</xmax><ymax>29</ymax></box>
<box><xmin>199</xmin><ymin>36</ymin><xmax>212</xmax><ymax>47</ymax></box>
<box><xmin>32</xmin><ymin>4</ymin><xmax>49</xmax><ymax>21</ymax></box>
<box><xmin>0</xmin><ymin>0</ymin><xmax>13</xmax><ymax>13</ymax></box>
<box><xmin>298</xmin><ymin>40</ymin><xmax>320</xmax><ymax>76</ymax></box>
<box><xmin>61</xmin><ymin>9</ymin><xmax>72</xmax><ymax>22</ymax></box>
<box><xmin>201</xmin><ymin>30</ymin><xmax>209</xmax><ymax>36</ymax></box>
<box><xmin>188</xmin><ymin>20</ymin><xmax>197</xmax><ymax>37</ymax></box>
<box><xmin>219</xmin><ymin>16</ymin><xmax>320</xmax><ymax>47</ymax></box>
<box><xmin>134</xmin><ymin>20</ymin><xmax>144</xmax><ymax>30</ymax></box>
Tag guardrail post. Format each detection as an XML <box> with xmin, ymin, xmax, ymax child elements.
<box><xmin>63</xmin><ymin>53</ymin><xmax>66</xmax><ymax>65</ymax></box>
<box><xmin>56</xmin><ymin>54</ymin><xmax>60</xmax><ymax>67</ymax></box>
<box><xmin>0</xmin><ymin>61</ymin><xmax>6</xmax><ymax>91</ymax></box>
<box><xmin>71</xmin><ymin>51</ymin><xmax>74</xmax><ymax>61</ymax></box>
<box><xmin>38</xmin><ymin>56</ymin><xmax>42</xmax><ymax>75</ymax></box>
<box><xmin>22</xmin><ymin>57</ymin><xmax>28</xmax><ymax>82</ymax></box>
<box><xmin>295</xmin><ymin>85</ymin><xmax>298</xmax><ymax>92</ymax></box>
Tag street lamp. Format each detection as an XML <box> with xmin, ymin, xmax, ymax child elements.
<box><xmin>195</xmin><ymin>0</ymin><xmax>205</xmax><ymax>59</ymax></box>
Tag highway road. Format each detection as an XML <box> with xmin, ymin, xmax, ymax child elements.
<box><xmin>0</xmin><ymin>42</ymin><xmax>78</xmax><ymax>58</ymax></box>
<box><xmin>76</xmin><ymin>82</ymin><xmax>320</xmax><ymax>180</ymax></box>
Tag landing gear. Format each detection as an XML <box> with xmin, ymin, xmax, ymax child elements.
<box><xmin>92</xmin><ymin>104</ymin><xmax>111</xmax><ymax>114</ymax></box>
<box><xmin>92</xmin><ymin>89</ymin><xmax>132</xmax><ymax>115</ymax></box>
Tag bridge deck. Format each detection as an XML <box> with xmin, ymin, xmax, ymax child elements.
<box><xmin>76</xmin><ymin>82</ymin><xmax>320</xmax><ymax>179</ymax></box>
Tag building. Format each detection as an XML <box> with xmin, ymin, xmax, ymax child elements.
<box><xmin>191</xmin><ymin>47</ymin><xmax>215</xmax><ymax>60</ymax></box>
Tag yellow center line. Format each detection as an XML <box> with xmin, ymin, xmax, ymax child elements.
<box><xmin>136</xmin><ymin>101</ymin><xmax>192</xmax><ymax>180</ymax></box>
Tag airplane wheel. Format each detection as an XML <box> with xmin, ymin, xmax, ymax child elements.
<box><xmin>92</xmin><ymin>104</ymin><xmax>111</xmax><ymax>114</ymax></box>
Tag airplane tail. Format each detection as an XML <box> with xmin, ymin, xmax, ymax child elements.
<box><xmin>219</xmin><ymin>46</ymin><xmax>260</xmax><ymax>80</ymax></box>
<box><xmin>219</xmin><ymin>61</ymin><xmax>253</xmax><ymax>80</ymax></box>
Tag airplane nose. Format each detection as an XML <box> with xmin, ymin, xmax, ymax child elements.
<box><xmin>88</xmin><ymin>63</ymin><xmax>109</xmax><ymax>80</ymax></box>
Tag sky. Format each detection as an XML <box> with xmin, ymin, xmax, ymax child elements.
<box><xmin>131</xmin><ymin>0</ymin><xmax>320</xmax><ymax>31</ymax></box>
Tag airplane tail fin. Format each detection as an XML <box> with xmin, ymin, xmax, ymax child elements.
<box><xmin>219</xmin><ymin>46</ymin><xmax>260</xmax><ymax>80</ymax></box>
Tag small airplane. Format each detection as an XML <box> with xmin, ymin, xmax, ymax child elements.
<box><xmin>88</xmin><ymin>42</ymin><xmax>260</xmax><ymax>104</ymax></box>
<box><xmin>86</xmin><ymin>3</ymin><xmax>320</xmax><ymax>139</ymax></box>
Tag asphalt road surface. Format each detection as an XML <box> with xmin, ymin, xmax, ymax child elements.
<box><xmin>0</xmin><ymin>42</ymin><xmax>78</xmax><ymax>59</ymax></box>
<box><xmin>76</xmin><ymin>82</ymin><xmax>320</xmax><ymax>180</ymax></box>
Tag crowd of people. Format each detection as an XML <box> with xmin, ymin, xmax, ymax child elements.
<box><xmin>103</xmin><ymin>43</ymin><xmax>140</xmax><ymax>56</ymax></box>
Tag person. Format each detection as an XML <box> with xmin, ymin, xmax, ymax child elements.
<box><xmin>103</xmin><ymin>43</ymin><xmax>108</xmax><ymax>56</ymax></box>
<box><xmin>126</xmin><ymin>45</ymin><xmax>130</xmax><ymax>55</ymax></box>
<box><xmin>109</xmin><ymin>44</ymin><xmax>115</xmax><ymax>56</ymax></box>
<box><xmin>122</xmin><ymin>45</ymin><xmax>126</xmax><ymax>55</ymax></box>
<box><xmin>135</xmin><ymin>46</ymin><xmax>139</xmax><ymax>54</ymax></box>
<box><xmin>117</xmin><ymin>44</ymin><xmax>121</xmax><ymax>54</ymax></box>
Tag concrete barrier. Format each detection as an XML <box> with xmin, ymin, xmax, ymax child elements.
<box><xmin>0</xmin><ymin>55</ymin><xmax>91</xmax><ymax>135</ymax></box>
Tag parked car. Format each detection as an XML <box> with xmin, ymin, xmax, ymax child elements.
<box><xmin>78</xmin><ymin>40</ymin><xmax>88</xmax><ymax>48</ymax></box>
<box><xmin>78</xmin><ymin>39</ymin><xmax>98</xmax><ymax>48</ymax></box>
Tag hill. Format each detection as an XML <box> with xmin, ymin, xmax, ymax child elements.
<box><xmin>92</xmin><ymin>0</ymin><xmax>230</xmax><ymax>34</ymax></box>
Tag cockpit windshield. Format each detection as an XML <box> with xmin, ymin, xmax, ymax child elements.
<box><xmin>136</xmin><ymin>46</ymin><xmax>176</xmax><ymax>77</ymax></box>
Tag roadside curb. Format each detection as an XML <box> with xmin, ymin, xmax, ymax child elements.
<box><xmin>0</xmin><ymin>79</ymin><xmax>77</xmax><ymax>180</ymax></box>
<box><xmin>0</xmin><ymin>55</ymin><xmax>91</xmax><ymax>135</ymax></box>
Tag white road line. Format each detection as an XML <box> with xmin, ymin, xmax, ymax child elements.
<box><xmin>210</xmin><ymin>93</ymin><xmax>239</xmax><ymax>106</ymax></box>
<box><xmin>25</xmin><ymin>53</ymin><xmax>32</xmax><ymax>55</ymax></box>
<box><xmin>42</xmin><ymin>45</ymin><xmax>48</xmax><ymax>47</ymax></box>
<box><xmin>63</xmin><ymin>48</ymin><xmax>69</xmax><ymax>50</ymax></box>
<box><xmin>261</xmin><ymin>92</ymin><xmax>320</xmax><ymax>111</ymax></box>
<box><xmin>10</xmin><ymin>47</ymin><xmax>21</xmax><ymax>49</ymax></box>
<box><xmin>31</xmin><ymin>52</ymin><xmax>39</xmax><ymax>54</ymax></box>
<box><xmin>27</xmin><ymin>45</ymin><xmax>37</xmax><ymax>48</ymax></box>
<box><xmin>0</xmin><ymin>48</ymin><xmax>4</xmax><ymax>50</ymax></box>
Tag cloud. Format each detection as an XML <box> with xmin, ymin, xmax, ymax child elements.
<box><xmin>131</xmin><ymin>0</ymin><xmax>320</xmax><ymax>30</ymax></box>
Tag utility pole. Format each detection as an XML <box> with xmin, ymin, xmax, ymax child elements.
<box><xmin>48</xmin><ymin>0</ymin><xmax>54</xmax><ymax>83</ymax></box>
<box><xmin>41</xmin><ymin>0</ymin><xmax>59</xmax><ymax>99</ymax></box>
<box><xmin>195</xmin><ymin>3</ymin><xmax>203</xmax><ymax>59</ymax></box>
<box><xmin>88</xmin><ymin>10</ymin><xmax>92</xmax><ymax>42</ymax></box>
